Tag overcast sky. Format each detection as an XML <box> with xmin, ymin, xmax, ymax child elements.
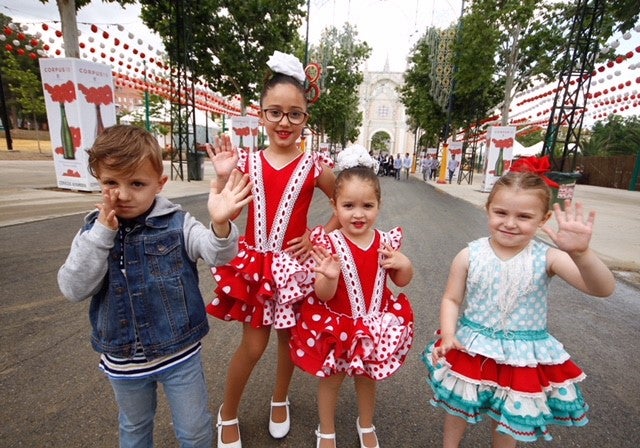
<box><xmin>0</xmin><ymin>0</ymin><xmax>463</xmax><ymax>72</ymax></box>
<box><xmin>1</xmin><ymin>0</ymin><xmax>637</xmax><ymax>125</ymax></box>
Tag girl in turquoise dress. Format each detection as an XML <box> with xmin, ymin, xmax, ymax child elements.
<box><xmin>422</xmin><ymin>169</ymin><xmax>615</xmax><ymax>447</ymax></box>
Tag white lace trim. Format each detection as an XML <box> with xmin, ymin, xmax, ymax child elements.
<box><xmin>328</xmin><ymin>230</ymin><xmax>386</xmax><ymax>318</ymax></box>
<box><xmin>467</xmin><ymin>238</ymin><xmax>535</xmax><ymax>330</ymax></box>
<box><xmin>250</xmin><ymin>152</ymin><xmax>313</xmax><ymax>251</ymax></box>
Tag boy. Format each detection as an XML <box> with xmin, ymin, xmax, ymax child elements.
<box><xmin>58</xmin><ymin>125</ymin><xmax>252</xmax><ymax>448</ymax></box>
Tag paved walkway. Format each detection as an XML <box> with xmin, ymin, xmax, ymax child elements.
<box><xmin>1</xmin><ymin>155</ymin><xmax>638</xmax><ymax>279</ymax></box>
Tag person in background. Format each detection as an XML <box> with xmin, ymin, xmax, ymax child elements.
<box><xmin>448</xmin><ymin>154</ymin><xmax>459</xmax><ymax>184</ymax></box>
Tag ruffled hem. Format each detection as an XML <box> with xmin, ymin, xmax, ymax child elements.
<box><xmin>206</xmin><ymin>240</ymin><xmax>314</xmax><ymax>329</ymax></box>
<box><xmin>456</xmin><ymin>321</ymin><xmax>571</xmax><ymax>367</ymax></box>
<box><xmin>290</xmin><ymin>294</ymin><xmax>414</xmax><ymax>380</ymax></box>
<box><xmin>421</xmin><ymin>342</ymin><xmax>588</xmax><ymax>442</ymax></box>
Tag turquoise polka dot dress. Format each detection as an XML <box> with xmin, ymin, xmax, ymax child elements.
<box><xmin>422</xmin><ymin>237</ymin><xmax>589</xmax><ymax>442</ymax></box>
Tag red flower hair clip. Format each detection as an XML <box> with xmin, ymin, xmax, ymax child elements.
<box><xmin>510</xmin><ymin>155</ymin><xmax>559</xmax><ymax>188</ymax></box>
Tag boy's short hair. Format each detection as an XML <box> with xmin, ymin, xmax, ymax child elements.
<box><xmin>88</xmin><ymin>124</ymin><xmax>164</xmax><ymax>178</ymax></box>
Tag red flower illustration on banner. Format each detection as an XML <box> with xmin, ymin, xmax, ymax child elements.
<box><xmin>44</xmin><ymin>81</ymin><xmax>78</xmax><ymax>159</ymax></box>
<box><xmin>62</xmin><ymin>169</ymin><xmax>82</xmax><ymax>178</ymax></box>
<box><xmin>78</xmin><ymin>84</ymin><xmax>113</xmax><ymax>138</ymax></box>
<box><xmin>233</xmin><ymin>126</ymin><xmax>251</xmax><ymax>137</ymax></box>
<box><xmin>44</xmin><ymin>80</ymin><xmax>76</xmax><ymax>104</ymax></box>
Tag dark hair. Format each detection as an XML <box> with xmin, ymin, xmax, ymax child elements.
<box><xmin>87</xmin><ymin>124</ymin><xmax>163</xmax><ymax>178</ymax></box>
<box><xmin>486</xmin><ymin>171</ymin><xmax>551</xmax><ymax>214</ymax></box>
<box><xmin>260</xmin><ymin>73</ymin><xmax>307</xmax><ymax>107</ymax></box>
<box><xmin>334</xmin><ymin>165</ymin><xmax>381</xmax><ymax>203</ymax></box>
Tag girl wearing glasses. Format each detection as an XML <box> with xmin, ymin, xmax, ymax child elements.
<box><xmin>206</xmin><ymin>51</ymin><xmax>339</xmax><ymax>448</ymax></box>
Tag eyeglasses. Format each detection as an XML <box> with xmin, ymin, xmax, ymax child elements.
<box><xmin>261</xmin><ymin>109</ymin><xmax>308</xmax><ymax>125</ymax></box>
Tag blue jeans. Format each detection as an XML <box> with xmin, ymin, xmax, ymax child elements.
<box><xmin>108</xmin><ymin>351</ymin><xmax>213</xmax><ymax>448</ymax></box>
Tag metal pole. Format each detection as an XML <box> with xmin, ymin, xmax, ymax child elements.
<box><xmin>144</xmin><ymin>61</ymin><xmax>150</xmax><ymax>131</ymax></box>
<box><xmin>304</xmin><ymin>0</ymin><xmax>311</xmax><ymax>66</ymax></box>
<box><xmin>0</xmin><ymin>71</ymin><xmax>13</xmax><ymax>150</ymax></box>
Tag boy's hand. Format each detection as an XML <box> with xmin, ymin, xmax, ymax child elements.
<box><xmin>311</xmin><ymin>245</ymin><xmax>341</xmax><ymax>280</ymax></box>
<box><xmin>205</xmin><ymin>134</ymin><xmax>238</xmax><ymax>181</ymax></box>
<box><xmin>208</xmin><ymin>170</ymin><xmax>252</xmax><ymax>236</ymax></box>
<box><xmin>96</xmin><ymin>188</ymin><xmax>119</xmax><ymax>230</ymax></box>
<box><xmin>542</xmin><ymin>200</ymin><xmax>594</xmax><ymax>256</ymax></box>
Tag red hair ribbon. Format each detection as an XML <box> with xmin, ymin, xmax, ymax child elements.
<box><xmin>510</xmin><ymin>155</ymin><xmax>559</xmax><ymax>188</ymax></box>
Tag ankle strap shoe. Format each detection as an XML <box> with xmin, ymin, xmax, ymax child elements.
<box><xmin>356</xmin><ymin>417</ymin><xmax>379</xmax><ymax>448</ymax></box>
<box><xmin>268</xmin><ymin>397</ymin><xmax>290</xmax><ymax>439</ymax></box>
<box><xmin>315</xmin><ymin>425</ymin><xmax>336</xmax><ymax>448</ymax></box>
<box><xmin>217</xmin><ymin>405</ymin><xmax>241</xmax><ymax>448</ymax></box>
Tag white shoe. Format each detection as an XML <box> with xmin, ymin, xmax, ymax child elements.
<box><xmin>356</xmin><ymin>417</ymin><xmax>379</xmax><ymax>448</ymax></box>
<box><xmin>217</xmin><ymin>405</ymin><xmax>241</xmax><ymax>448</ymax></box>
<box><xmin>268</xmin><ymin>397</ymin><xmax>290</xmax><ymax>438</ymax></box>
<box><xmin>315</xmin><ymin>425</ymin><xmax>336</xmax><ymax>448</ymax></box>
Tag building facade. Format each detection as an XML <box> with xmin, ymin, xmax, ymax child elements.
<box><xmin>356</xmin><ymin>62</ymin><xmax>416</xmax><ymax>157</ymax></box>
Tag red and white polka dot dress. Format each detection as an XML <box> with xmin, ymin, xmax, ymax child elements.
<box><xmin>290</xmin><ymin>227</ymin><xmax>414</xmax><ymax>380</ymax></box>
<box><xmin>206</xmin><ymin>149</ymin><xmax>333</xmax><ymax>329</ymax></box>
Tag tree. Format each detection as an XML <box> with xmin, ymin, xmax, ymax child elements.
<box><xmin>39</xmin><ymin>0</ymin><xmax>136</xmax><ymax>58</ymax></box>
<box><xmin>1</xmin><ymin>14</ymin><xmax>46</xmax><ymax>132</ymax></box>
<box><xmin>139</xmin><ymin>0</ymin><xmax>306</xmax><ymax>113</ymax></box>
<box><xmin>581</xmin><ymin>115</ymin><xmax>640</xmax><ymax>156</ymax></box>
<box><xmin>370</xmin><ymin>131</ymin><xmax>390</xmax><ymax>153</ymax></box>
<box><xmin>306</xmin><ymin>24</ymin><xmax>371</xmax><ymax>150</ymax></box>
<box><xmin>397</xmin><ymin>33</ymin><xmax>448</xmax><ymax>147</ymax></box>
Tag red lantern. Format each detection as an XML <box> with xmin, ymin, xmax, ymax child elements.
<box><xmin>55</xmin><ymin>30</ymin><xmax>63</xmax><ymax>38</ymax></box>
<box><xmin>615</xmin><ymin>56</ymin><xmax>624</xmax><ymax>64</ymax></box>
<box><xmin>4</xmin><ymin>27</ymin><xmax>12</xmax><ymax>36</ymax></box>
<box><xmin>114</xmin><ymin>38</ymin><xmax>120</xmax><ymax>46</ymax></box>
<box><xmin>17</xmin><ymin>33</ymin><xmax>25</xmax><ymax>41</ymax></box>
<box><xmin>91</xmin><ymin>24</ymin><xmax>98</xmax><ymax>33</ymax></box>
<box><xmin>102</xmin><ymin>31</ymin><xmax>109</xmax><ymax>39</ymax></box>
<box><xmin>42</xmin><ymin>24</ymin><xmax>49</xmax><ymax>31</ymax></box>
<box><xmin>5</xmin><ymin>44</ymin><xmax>13</xmax><ymax>52</ymax></box>
<box><xmin>17</xmin><ymin>48</ymin><xmax>25</xmax><ymax>55</ymax></box>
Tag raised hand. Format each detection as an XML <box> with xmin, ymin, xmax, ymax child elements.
<box><xmin>96</xmin><ymin>188</ymin><xmax>119</xmax><ymax>230</ymax></box>
<box><xmin>207</xmin><ymin>170</ymin><xmax>253</xmax><ymax>228</ymax></box>
<box><xmin>205</xmin><ymin>134</ymin><xmax>239</xmax><ymax>180</ymax></box>
<box><xmin>311</xmin><ymin>245</ymin><xmax>341</xmax><ymax>280</ymax></box>
<box><xmin>542</xmin><ymin>200</ymin><xmax>595</xmax><ymax>255</ymax></box>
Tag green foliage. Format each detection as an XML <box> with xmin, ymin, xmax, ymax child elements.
<box><xmin>370</xmin><ymin>131</ymin><xmax>390</xmax><ymax>153</ymax></box>
<box><xmin>307</xmin><ymin>24</ymin><xmax>371</xmax><ymax>150</ymax></box>
<box><xmin>0</xmin><ymin>14</ymin><xmax>47</xmax><ymax>129</ymax></box>
<box><xmin>581</xmin><ymin>115</ymin><xmax>640</xmax><ymax>156</ymax></box>
<box><xmin>516</xmin><ymin>130</ymin><xmax>545</xmax><ymax>148</ymax></box>
<box><xmin>397</xmin><ymin>33</ymin><xmax>448</xmax><ymax>147</ymax></box>
<box><xmin>139</xmin><ymin>0</ymin><xmax>305</xmax><ymax>112</ymax></box>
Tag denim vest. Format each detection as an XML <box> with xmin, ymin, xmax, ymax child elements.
<box><xmin>86</xmin><ymin>210</ymin><xmax>209</xmax><ymax>360</ymax></box>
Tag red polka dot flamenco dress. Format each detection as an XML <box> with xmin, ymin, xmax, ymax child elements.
<box><xmin>206</xmin><ymin>149</ymin><xmax>333</xmax><ymax>329</ymax></box>
<box><xmin>290</xmin><ymin>227</ymin><xmax>414</xmax><ymax>380</ymax></box>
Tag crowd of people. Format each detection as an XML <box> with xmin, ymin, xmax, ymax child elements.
<box><xmin>57</xmin><ymin>51</ymin><xmax>616</xmax><ymax>448</ymax></box>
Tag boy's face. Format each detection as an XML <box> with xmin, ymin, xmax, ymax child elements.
<box><xmin>97</xmin><ymin>158</ymin><xmax>168</xmax><ymax>220</ymax></box>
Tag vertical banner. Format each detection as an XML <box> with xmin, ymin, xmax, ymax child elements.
<box><xmin>40</xmin><ymin>58</ymin><xmax>116</xmax><ymax>192</ymax></box>
<box><xmin>230</xmin><ymin>116</ymin><xmax>260</xmax><ymax>151</ymax></box>
<box><xmin>481</xmin><ymin>126</ymin><xmax>516</xmax><ymax>192</ymax></box>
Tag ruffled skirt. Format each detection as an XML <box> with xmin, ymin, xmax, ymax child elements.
<box><xmin>422</xmin><ymin>328</ymin><xmax>588</xmax><ymax>442</ymax></box>
<box><xmin>206</xmin><ymin>239</ymin><xmax>314</xmax><ymax>329</ymax></box>
<box><xmin>290</xmin><ymin>293</ymin><xmax>414</xmax><ymax>380</ymax></box>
